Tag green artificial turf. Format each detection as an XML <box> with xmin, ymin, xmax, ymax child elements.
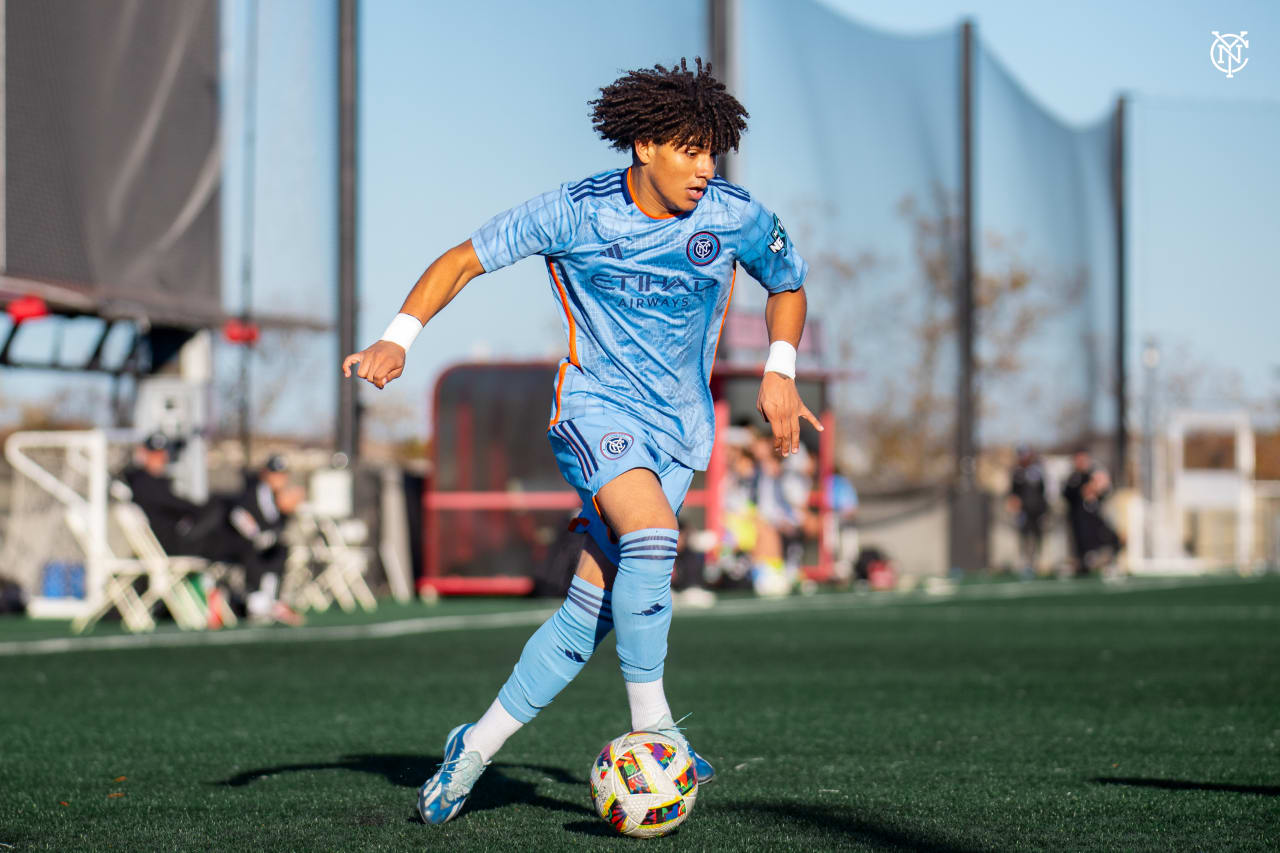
<box><xmin>2</xmin><ymin>576</ymin><xmax>1278</xmax><ymax>851</ymax></box>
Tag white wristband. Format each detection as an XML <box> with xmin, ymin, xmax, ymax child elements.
<box><xmin>764</xmin><ymin>340</ymin><xmax>797</xmax><ymax>379</ymax></box>
<box><xmin>379</xmin><ymin>313</ymin><xmax>423</xmax><ymax>352</ymax></box>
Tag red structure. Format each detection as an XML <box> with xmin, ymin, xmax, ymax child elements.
<box><xmin>421</xmin><ymin>359</ymin><xmax>839</xmax><ymax>596</ymax></box>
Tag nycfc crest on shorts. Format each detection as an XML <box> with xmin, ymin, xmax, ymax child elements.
<box><xmin>600</xmin><ymin>431</ymin><xmax>633</xmax><ymax>460</ymax></box>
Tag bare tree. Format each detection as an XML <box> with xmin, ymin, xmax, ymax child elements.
<box><xmin>801</xmin><ymin>187</ymin><xmax>1089</xmax><ymax>485</ymax></box>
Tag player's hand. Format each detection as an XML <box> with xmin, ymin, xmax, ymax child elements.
<box><xmin>756</xmin><ymin>372</ymin><xmax>823</xmax><ymax>457</ymax></box>
<box><xmin>342</xmin><ymin>340</ymin><xmax>406</xmax><ymax>389</ymax></box>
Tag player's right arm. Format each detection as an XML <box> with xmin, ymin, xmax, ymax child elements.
<box><xmin>342</xmin><ymin>239</ymin><xmax>485</xmax><ymax>389</ymax></box>
<box><xmin>343</xmin><ymin>184</ymin><xmax>580</xmax><ymax>389</ymax></box>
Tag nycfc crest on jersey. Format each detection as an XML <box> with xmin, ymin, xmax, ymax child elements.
<box><xmin>470</xmin><ymin>167</ymin><xmax>807</xmax><ymax>471</ymax></box>
<box><xmin>686</xmin><ymin>232</ymin><xmax>720</xmax><ymax>266</ymax></box>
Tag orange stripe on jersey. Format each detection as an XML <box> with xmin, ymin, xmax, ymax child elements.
<box><xmin>708</xmin><ymin>265</ymin><xmax>737</xmax><ymax>382</ymax></box>
<box><xmin>549</xmin><ymin>361</ymin><xmax>570</xmax><ymax>428</ymax></box>
<box><xmin>547</xmin><ymin>259</ymin><xmax>578</xmax><ymax>428</ymax></box>
<box><xmin>547</xmin><ymin>259</ymin><xmax>579</xmax><ymax>366</ymax></box>
<box><xmin>626</xmin><ymin>167</ymin><xmax>675</xmax><ymax>220</ymax></box>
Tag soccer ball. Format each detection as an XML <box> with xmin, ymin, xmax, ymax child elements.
<box><xmin>589</xmin><ymin>730</ymin><xmax>698</xmax><ymax>838</ymax></box>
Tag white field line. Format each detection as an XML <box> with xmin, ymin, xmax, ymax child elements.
<box><xmin>0</xmin><ymin>576</ymin><xmax>1269</xmax><ymax>657</ymax></box>
<box><xmin>0</xmin><ymin>607</ymin><xmax>556</xmax><ymax>657</ymax></box>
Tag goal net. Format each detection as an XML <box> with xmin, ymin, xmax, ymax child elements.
<box><xmin>1</xmin><ymin>430</ymin><xmax>132</xmax><ymax>618</ymax></box>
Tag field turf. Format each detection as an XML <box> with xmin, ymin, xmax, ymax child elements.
<box><xmin>2</xmin><ymin>576</ymin><xmax>1278</xmax><ymax>851</ymax></box>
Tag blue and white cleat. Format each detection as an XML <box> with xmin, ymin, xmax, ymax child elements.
<box><xmin>417</xmin><ymin>723</ymin><xmax>489</xmax><ymax>825</ymax></box>
<box><xmin>654</xmin><ymin>714</ymin><xmax>715</xmax><ymax>785</ymax></box>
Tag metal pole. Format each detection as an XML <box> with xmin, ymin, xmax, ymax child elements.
<box><xmin>239</xmin><ymin>0</ymin><xmax>260</xmax><ymax>464</ymax></box>
<box><xmin>338</xmin><ymin>0</ymin><xmax>359</xmax><ymax>459</ymax></box>
<box><xmin>708</xmin><ymin>0</ymin><xmax>737</xmax><ymax>182</ymax></box>
<box><xmin>1113</xmin><ymin>95</ymin><xmax>1128</xmax><ymax>485</ymax></box>
<box><xmin>948</xmin><ymin>19</ymin><xmax>983</xmax><ymax>575</ymax></box>
<box><xmin>1141</xmin><ymin>338</ymin><xmax>1158</xmax><ymax>560</ymax></box>
<box><xmin>956</xmin><ymin>20</ymin><xmax>976</xmax><ymax>488</ymax></box>
<box><xmin>1</xmin><ymin>0</ymin><xmax>7</xmax><ymax>272</ymax></box>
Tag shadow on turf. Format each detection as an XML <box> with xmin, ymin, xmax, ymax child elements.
<box><xmin>565</xmin><ymin>802</ymin><xmax>982</xmax><ymax>851</ymax></box>
<box><xmin>216</xmin><ymin>753</ymin><xmax>594</xmax><ymax>821</ymax></box>
<box><xmin>1092</xmin><ymin>777</ymin><xmax>1280</xmax><ymax>797</ymax></box>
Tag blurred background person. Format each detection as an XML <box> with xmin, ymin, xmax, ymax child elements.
<box><xmin>749</xmin><ymin>428</ymin><xmax>802</xmax><ymax>596</ymax></box>
<box><xmin>1061</xmin><ymin>449</ymin><xmax>1122</xmax><ymax>577</ymax></box>
<box><xmin>227</xmin><ymin>455</ymin><xmax>305</xmax><ymax>624</ymax></box>
<box><xmin>122</xmin><ymin>433</ymin><xmax>224</xmax><ymax>558</ymax></box>
<box><xmin>1007</xmin><ymin>444</ymin><xmax>1049</xmax><ymax>579</ymax></box>
<box><xmin>716</xmin><ymin>430</ymin><xmax>763</xmax><ymax>589</ymax></box>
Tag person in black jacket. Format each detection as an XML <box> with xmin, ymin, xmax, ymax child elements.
<box><xmin>122</xmin><ymin>433</ymin><xmax>222</xmax><ymax>556</ymax></box>
<box><xmin>1061</xmin><ymin>449</ymin><xmax>1121</xmax><ymax>576</ymax></box>
<box><xmin>1007</xmin><ymin>444</ymin><xmax>1049</xmax><ymax>579</ymax></box>
<box><xmin>227</xmin><ymin>455</ymin><xmax>304</xmax><ymax>623</ymax></box>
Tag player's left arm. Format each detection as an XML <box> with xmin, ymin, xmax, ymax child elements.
<box><xmin>757</xmin><ymin>287</ymin><xmax>824</xmax><ymax>457</ymax></box>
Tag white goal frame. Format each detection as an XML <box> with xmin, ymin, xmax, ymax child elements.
<box><xmin>3</xmin><ymin>430</ymin><xmax>117</xmax><ymax>619</ymax></box>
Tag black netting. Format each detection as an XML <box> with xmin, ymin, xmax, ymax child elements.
<box><xmin>976</xmin><ymin>45</ymin><xmax>1116</xmax><ymax>457</ymax></box>
<box><xmin>737</xmin><ymin>3</ymin><xmax>962</xmax><ymax>484</ymax></box>
<box><xmin>4</xmin><ymin>0</ymin><xmax>220</xmax><ymax>319</ymax></box>
<box><xmin>736</xmin><ymin>4</ymin><xmax>1121</xmax><ymax>483</ymax></box>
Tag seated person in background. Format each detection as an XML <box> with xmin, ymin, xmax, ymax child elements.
<box><xmin>228</xmin><ymin>455</ymin><xmax>305</xmax><ymax>624</ymax></box>
<box><xmin>123</xmin><ymin>433</ymin><xmax>223</xmax><ymax>556</ymax></box>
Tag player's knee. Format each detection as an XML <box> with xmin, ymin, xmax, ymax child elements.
<box><xmin>616</xmin><ymin>528</ymin><xmax>679</xmax><ymax>573</ymax></box>
<box><xmin>556</xmin><ymin>577</ymin><xmax>613</xmax><ymax>655</ymax></box>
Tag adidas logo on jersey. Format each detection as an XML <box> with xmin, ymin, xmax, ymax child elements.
<box><xmin>597</xmin><ymin>243</ymin><xmax>625</xmax><ymax>260</ymax></box>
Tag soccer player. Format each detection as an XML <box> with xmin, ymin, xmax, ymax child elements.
<box><xmin>342</xmin><ymin>58</ymin><xmax>821</xmax><ymax>825</ymax></box>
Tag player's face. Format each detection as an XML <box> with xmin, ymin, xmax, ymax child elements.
<box><xmin>633</xmin><ymin>140</ymin><xmax>717</xmax><ymax>214</ymax></box>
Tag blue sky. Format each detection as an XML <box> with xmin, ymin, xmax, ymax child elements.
<box><xmin>4</xmin><ymin>0</ymin><xmax>1277</xmax><ymax>440</ymax></box>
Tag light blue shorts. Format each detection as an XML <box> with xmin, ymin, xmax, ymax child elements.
<box><xmin>548</xmin><ymin>408</ymin><xmax>694</xmax><ymax>567</ymax></box>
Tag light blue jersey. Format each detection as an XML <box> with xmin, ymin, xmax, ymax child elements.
<box><xmin>470</xmin><ymin>167</ymin><xmax>807</xmax><ymax>470</ymax></box>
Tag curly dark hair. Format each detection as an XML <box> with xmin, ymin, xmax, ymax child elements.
<box><xmin>590</xmin><ymin>58</ymin><xmax>748</xmax><ymax>156</ymax></box>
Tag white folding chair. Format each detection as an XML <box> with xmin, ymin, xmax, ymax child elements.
<box><xmin>315</xmin><ymin>514</ymin><xmax>377</xmax><ymax>612</ymax></box>
<box><xmin>65</xmin><ymin>508</ymin><xmax>156</xmax><ymax>634</ymax></box>
<box><xmin>283</xmin><ymin>509</ymin><xmax>377</xmax><ymax>613</ymax></box>
<box><xmin>110</xmin><ymin>502</ymin><xmax>212</xmax><ymax>631</ymax></box>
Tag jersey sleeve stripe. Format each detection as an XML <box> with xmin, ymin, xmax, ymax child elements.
<box><xmin>709</xmin><ymin>177</ymin><xmax>751</xmax><ymax>202</ymax></box>
<box><xmin>570</xmin><ymin>186</ymin><xmax>623</xmax><ymax>202</ymax></box>
<box><xmin>568</xmin><ymin>170</ymin><xmax>623</xmax><ymax>195</ymax></box>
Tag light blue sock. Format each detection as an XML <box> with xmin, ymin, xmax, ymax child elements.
<box><xmin>497</xmin><ymin>576</ymin><xmax>613</xmax><ymax>723</ymax></box>
<box><xmin>612</xmin><ymin>528</ymin><xmax>679</xmax><ymax>683</ymax></box>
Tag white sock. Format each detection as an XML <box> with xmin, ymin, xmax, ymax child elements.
<box><xmin>626</xmin><ymin>678</ymin><xmax>672</xmax><ymax>731</ymax></box>
<box><xmin>462</xmin><ymin>698</ymin><xmax>523</xmax><ymax>763</ymax></box>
